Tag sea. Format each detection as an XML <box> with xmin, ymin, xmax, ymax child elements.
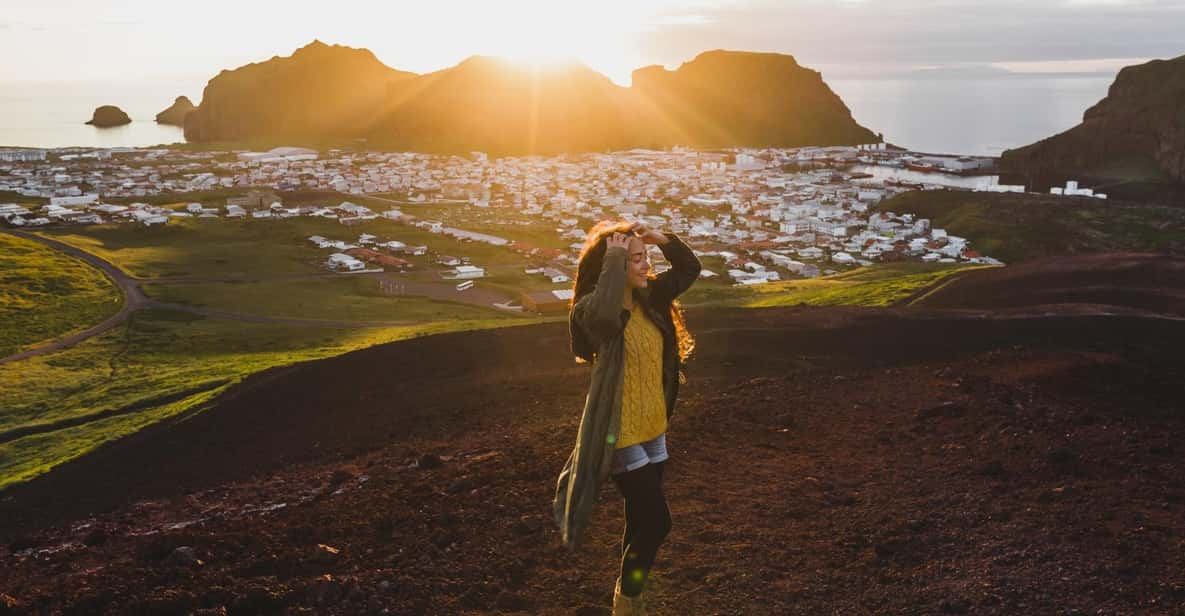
<box><xmin>0</xmin><ymin>79</ymin><xmax>202</xmax><ymax>150</ymax></box>
<box><xmin>0</xmin><ymin>75</ymin><xmax>1114</xmax><ymax>157</ymax></box>
<box><xmin>827</xmin><ymin>75</ymin><xmax>1113</xmax><ymax>157</ymax></box>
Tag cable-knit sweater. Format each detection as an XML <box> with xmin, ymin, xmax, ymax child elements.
<box><xmin>617</xmin><ymin>303</ymin><xmax>668</xmax><ymax>449</ymax></box>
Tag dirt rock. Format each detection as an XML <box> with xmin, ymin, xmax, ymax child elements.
<box><xmin>416</xmin><ymin>453</ymin><xmax>444</xmax><ymax>470</ymax></box>
<box><xmin>166</xmin><ymin>546</ymin><xmax>202</xmax><ymax>566</ymax></box>
<box><xmin>1</xmin><ymin>301</ymin><xmax>1183</xmax><ymax>614</ymax></box>
<box><xmin>82</xmin><ymin>528</ymin><xmax>108</xmax><ymax>547</ymax></box>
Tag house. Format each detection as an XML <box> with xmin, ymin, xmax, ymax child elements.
<box><xmin>522</xmin><ymin>289</ymin><xmax>573</xmax><ymax>314</ymax></box>
<box><xmin>445</xmin><ymin>265</ymin><xmax>485</xmax><ymax>279</ymax></box>
<box><xmin>226</xmin><ymin>205</ymin><xmax>247</xmax><ymax>218</ymax></box>
<box><xmin>327</xmin><ymin>253</ymin><xmax>366</xmax><ymax>272</ymax></box>
<box><xmin>541</xmin><ymin>267</ymin><xmax>570</xmax><ymax>283</ymax></box>
<box><xmin>227</xmin><ymin>190</ymin><xmax>280</xmax><ymax>209</ymax></box>
<box><xmin>345</xmin><ymin>248</ymin><xmax>412</xmax><ymax>271</ymax></box>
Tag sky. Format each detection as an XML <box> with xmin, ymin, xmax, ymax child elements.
<box><xmin>2</xmin><ymin>0</ymin><xmax>1184</xmax><ymax>89</ymax></box>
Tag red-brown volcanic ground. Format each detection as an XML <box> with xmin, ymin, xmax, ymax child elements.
<box><xmin>1</xmin><ymin>254</ymin><xmax>1184</xmax><ymax>615</ymax></box>
<box><xmin>915</xmin><ymin>253</ymin><xmax>1185</xmax><ymax>317</ymax></box>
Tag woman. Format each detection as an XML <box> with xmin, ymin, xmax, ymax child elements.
<box><xmin>553</xmin><ymin>220</ymin><xmax>701</xmax><ymax>615</ymax></box>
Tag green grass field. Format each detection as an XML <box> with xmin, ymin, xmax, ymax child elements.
<box><xmin>877</xmin><ymin>191</ymin><xmax>1185</xmax><ymax>263</ymax></box>
<box><xmin>0</xmin><ymin>232</ymin><xmax>123</xmax><ymax>357</ymax></box>
<box><xmin>39</xmin><ymin>217</ymin><xmax>539</xmax><ymax>280</ymax></box>
<box><xmin>143</xmin><ymin>276</ymin><xmax>524</xmax><ymax>322</ymax></box>
<box><xmin>0</xmin><ymin>308</ymin><xmax>548</xmax><ymax>491</ymax></box>
<box><xmin>681</xmin><ymin>262</ymin><xmax>982</xmax><ymax>308</ymax></box>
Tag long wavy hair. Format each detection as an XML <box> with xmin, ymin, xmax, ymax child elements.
<box><xmin>569</xmin><ymin>220</ymin><xmax>695</xmax><ymax>365</ymax></box>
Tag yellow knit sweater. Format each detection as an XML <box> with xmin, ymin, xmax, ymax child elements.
<box><xmin>617</xmin><ymin>303</ymin><xmax>668</xmax><ymax>449</ymax></box>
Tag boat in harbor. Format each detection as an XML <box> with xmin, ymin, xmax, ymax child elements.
<box><xmin>885</xmin><ymin>178</ymin><xmax>926</xmax><ymax>190</ymax></box>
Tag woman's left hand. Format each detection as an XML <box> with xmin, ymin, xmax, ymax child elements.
<box><xmin>630</xmin><ymin>222</ymin><xmax>668</xmax><ymax>245</ymax></box>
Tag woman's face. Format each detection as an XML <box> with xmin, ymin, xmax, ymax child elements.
<box><xmin>624</xmin><ymin>235</ymin><xmax>650</xmax><ymax>290</ymax></box>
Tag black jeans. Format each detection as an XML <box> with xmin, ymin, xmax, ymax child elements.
<box><xmin>610</xmin><ymin>461</ymin><xmax>672</xmax><ymax>597</ymax></box>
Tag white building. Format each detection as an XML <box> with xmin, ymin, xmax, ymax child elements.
<box><xmin>50</xmin><ymin>194</ymin><xmax>99</xmax><ymax>207</ymax></box>
<box><xmin>327</xmin><ymin>253</ymin><xmax>365</xmax><ymax>271</ymax></box>
<box><xmin>0</xmin><ymin>149</ymin><xmax>47</xmax><ymax>162</ymax></box>
<box><xmin>447</xmin><ymin>265</ymin><xmax>486</xmax><ymax>279</ymax></box>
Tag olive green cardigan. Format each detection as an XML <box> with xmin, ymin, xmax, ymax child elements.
<box><xmin>553</xmin><ymin>233</ymin><xmax>701</xmax><ymax>549</ymax></box>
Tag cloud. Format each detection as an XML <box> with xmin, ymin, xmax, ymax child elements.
<box><xmin>634</xmin><ymin>0</ymin><xmax>1185</xmax><ymax>71</ymax></box>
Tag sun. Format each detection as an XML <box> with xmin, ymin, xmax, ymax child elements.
<box><xmin>465</xmin><ymin>0</ymin><xmax>646</xmax><ymax>84</ymax></box>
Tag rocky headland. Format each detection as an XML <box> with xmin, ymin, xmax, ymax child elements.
<box><xmin>154</xmin><ymin>96</ymin><xmax>196</xmax><ymax>126</ymax></box>
<box><xmin>1001</xmin><ymin>53</ymin><xmax>1185</xmax><ymax>183</ymax></box>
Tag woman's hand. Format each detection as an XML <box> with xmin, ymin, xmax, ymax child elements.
<box><xmin>629</xmin><ymin>223</ymin><xmax>668</xmax><ymax>245</ymax></box>
<box><xmin>605</xmin><ymin>232</ymin><xmax>630</xmax><ymax>251</ymax></box>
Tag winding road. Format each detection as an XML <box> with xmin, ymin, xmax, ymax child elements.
<box><xmin>2</xmin><ymin>230</ymin><xmax>148</xmax><ymax>365</ymax></box>
<box><xmin>0</xmin><ymin>230</ymin><xmax>522</xmax><ymax>365</ymax></box>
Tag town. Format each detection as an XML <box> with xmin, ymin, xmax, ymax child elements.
<box><xmin>0</xmin><ymin>144</ymin><xmax>1022</xmax><ymax>301</ymax></box>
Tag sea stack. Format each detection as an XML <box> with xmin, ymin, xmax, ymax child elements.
<box><xmin>155</xmin><ymin>96</ymin><xmax>197</xmax><ymax>126</ymax></box>
<box><xmin>86</xmin><ymin>105</ymin><xmax>132</xmax><ymax>127</ymax></box>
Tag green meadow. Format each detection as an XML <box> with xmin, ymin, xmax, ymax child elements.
<box><xmin>0</xmin><ymin>308</ymin><xmax>546</xmax><ymax>490</ymax></box>
<box><xmin>144</xmin><ymin>276</ymin><xmax>522</xmax><ymax>322</ymax></box>
<box><xmin>39</xmin><ymin>216</ymin><xmax>538</xmax><ymax>280</ymax></box>
<box><xmin>681</xmin><ymin>261</ymin><xmax>983</xmax><ymax>308</ymax></box>
<box><xmin>0</xmin><ymin>232</ymin><xmax>123</xmax><ymax>357</ymax></box>
<box><xmin>878</xmin><ymin>190</ymin><xmax>1185</xmax><ymax>264</ymax></box>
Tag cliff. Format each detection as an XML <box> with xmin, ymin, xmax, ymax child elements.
<box><xmin>1000</xmin><ymin>54</ymin><xmax>1185</xmax><ymax>182</ymax></box>
<box><xmin>85</xmin><ymin>105</ymin><xmax>131</xmax><ymax>127</ymax></box>
<box><xmin>184</xmin><ymin>40</ymin><xmax>417</xmax><ymax>142</ymax></box>
<box><xmin>155</xmin><ymin>96</ymin><xmax>197</xmax><ymax>126</ymax></box>
<box><xmin>183</xmin><ymin>42</ymin><xmax>879</xmax><ymax>153</ymax></box>
<box><xmin>630</xmin><ymin>50</ymin><xmax>878</xmax><ymax>148</ymax></box>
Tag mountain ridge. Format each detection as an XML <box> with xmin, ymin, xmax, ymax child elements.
<box><xmin>183</xmin><ymin>41</ymin><xmax>879</xmax><ymax>153</ymax></box>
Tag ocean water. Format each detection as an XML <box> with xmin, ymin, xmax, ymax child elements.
<box><xmin>0</xmin><ymin>80</ymin><xmax>203</xmax><ymax>149</ymax></box>
<box><xmin>828</xmin><ymin>76</ymin><xmax>1114</xmax><ymax>157</ymax></box>
<box><xmin>0</xmin><ymin>75</ymin><xmax>1113</xmax><ymax>155</ymax></box>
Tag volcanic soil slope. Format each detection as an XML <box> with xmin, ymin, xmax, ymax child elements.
<box><xmin>1</xmin><ymin>253</ymin><xmax>1184</xmax><ymax>615</ymax></box>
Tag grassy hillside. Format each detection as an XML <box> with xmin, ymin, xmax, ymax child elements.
<box><xmin>144</xmin><ymin>276</ymin><xmax>521</xmax><ymax>322</ymax></box>
<box><xmin>877</xmin><ymin>191</ymin><xmax>1185</xmax><ymax>263</ymax></box>
<box><xmin>0</xmin><ymin>232</ymin><xmax>122</xmax><ymax>357</ymax></box>
<box><xmin>0</xmin><ymin>309</ymin><xmax>546</xmax><ymax>491</ymax></box>
<box><xmin>39</xmin><ymin>217</ymin><xmax>536</xmax><ymax>280</ymax></box>
<box><xmin>681</xmin><ymin>262</ymin><xmax>981</xmax><ymax>308</ymax></box>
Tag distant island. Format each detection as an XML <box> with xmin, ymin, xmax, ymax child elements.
<box><xmin>1001</xmin><ymin>53</ymin><xmax>1185</xmax><ymax>183</ymax></box>
<box><xmin>85</xmin><ymin>105</ymin><xmax>131</xmax><ymax>128</ymax></box>
<box><xmin>155</xmin><ymin>96</ymin><xmax>196</xmax><ymax>126</ymax></box>
<box><xmin>183</xmin><ymin>41</ymin><xmax>879</xmax><ymax>154</ymax></box>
